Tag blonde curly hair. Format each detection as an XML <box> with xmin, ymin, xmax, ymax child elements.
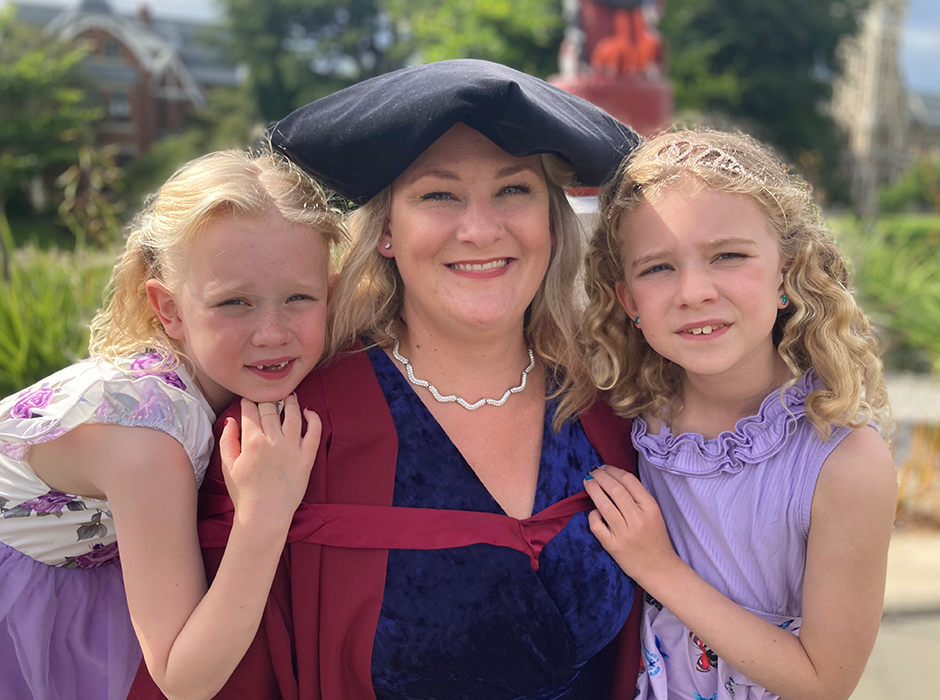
<box><xmin>88</xmin><ymin>148</ymin><xmax>346</xmax><ymax>372</ymax></box>
<box><xmin>580</xmin><ymin>128</ymin><xmax>889</xmax><ymax>437</ymax></box>
<box><xmin>326</xmin><ymin>153</ymin><xmax>593</xmax><ymax>427</ymax></box>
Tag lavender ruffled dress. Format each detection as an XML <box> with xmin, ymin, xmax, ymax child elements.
<box><xmin>0</xmin><ymin>356</ymin><xmax>214</xmax><ymax>700</ymax></box>
<box><xmin>633</xmin><ymin>371</ymin><xmax>854</xmax><ymax>700</ymax></box>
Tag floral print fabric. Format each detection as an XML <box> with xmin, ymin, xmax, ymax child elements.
<box><xmin>0</xmin><ymin>355</ymin><xmax>215</xmax><ymax>567</ymax></box>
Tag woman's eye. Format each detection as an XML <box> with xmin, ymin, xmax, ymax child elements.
<box><xmin>419</xmin><ymin>191</ymin><xmax>454</xmax><ymax>202</ymax></box>
<box><xmin>500</xmin><ymin>183</ymin><xmax>532</xmax><ymax>196</ymax></box>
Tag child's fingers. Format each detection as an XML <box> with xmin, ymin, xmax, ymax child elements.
<box><xmin>583</xmin><ymin>475</ymin><xmax>629</xmax><ymax>533</ymax></box>
<box><xmin>256</xmin><ymin>401</ymin><xmax>282</xmax><ymax>432</ymax></box>
<box><xmin>279</xmin><ymin>394</ymin><xmax>302</xmax><ymax>438</ymax></box>
<box><xmin>603</xmin><ymin>467</ymin><xmax>659</xmax><ymax>512</ymax></box>
<box><xmin>218</xmin><ymin>416</ymin><xmax>242</xmax><ymax>467</ymax></box>
<box><xmin>240</xmin><ymin>398</ymin><xmax>263</xmax><ymax>436</ymax></box>
<box><xmin>587</xmin><ymin>508</ymin><xmax>613</xmax><ymax>546</ymax></box>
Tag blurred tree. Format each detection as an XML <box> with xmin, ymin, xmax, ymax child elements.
<box><xmin>385</xmin><ymin>0</ymin><xmax>564</xmax><ymax>78</ymax></box>
<box><xmin>0</xmin><ymin>7</ymin><xmax>99</xmax><ymax>279</ymax></box>
<box><xmin>219</xmin><ymin>0</ymin><xmax>566</xmax><ymax>123</ymax></box>
<box><xmin>661</xmin><ymin>0</ymin><xmax>869</xmax><ymax>199</ymax></box>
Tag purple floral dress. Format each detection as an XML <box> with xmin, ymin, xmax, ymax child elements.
<box><xmin>0</xmin><ymin>354</ymin><xmax>215</xmax><ymax>700</ymax></box>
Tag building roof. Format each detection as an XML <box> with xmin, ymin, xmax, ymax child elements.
<box><xmin>10</xmin><ymin>0</ymin><xmax>240</xmax><ymax>98</ymax></box>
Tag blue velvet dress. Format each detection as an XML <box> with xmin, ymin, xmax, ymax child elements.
<box><xmin>367</xmin><ymin>347</ymin><xmax>636</xmax><ymax>700</ymax></box>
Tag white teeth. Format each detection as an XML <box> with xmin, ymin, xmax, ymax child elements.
<box><xmin>256</xmin><ymin>361</ymin><xmax>289</xmax><ymax>371</ymax></box>
<box><xmin>687</xmin><ymin>325</ymin><xmax>721</xmax><ymax>335</ymax></box>
<box><xmin>451</xmin><ymin>259</ymin><xmax>508</xmax><ymax>271</ymax></box>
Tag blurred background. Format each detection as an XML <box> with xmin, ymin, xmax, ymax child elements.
<box><xmin>0</xmin><ymin>1</ymin><xmax>938</xmax><ymax>696</ymax></box>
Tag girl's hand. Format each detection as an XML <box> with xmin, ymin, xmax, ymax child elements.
<box><xmin>218</xmin><ymin>394</ymin><xmax>321</xmax><ymax>532</ymax></box>
<box><xmin>583</xmin><ymin>466</ymin><xmax>679</xmax><ymax>583</ymax></box>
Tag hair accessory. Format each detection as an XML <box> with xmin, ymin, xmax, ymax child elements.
<box><xmin>268</xmin><ymin>59</ymin><xmax>639</xmax><ymax>202</ymax></box>
<box><xmin>384</xmin><ymin>243</ymin><xmax>391</xmax><ymax>250</ymax></box>
<box><xmin>656</xmin><ymin>140</ymin><xmax>765</xmax><ymax>183</ymax></box>
<box><xmin>385</xmin><ymin>321</ymin><xmax>535</xmax><ymax>410</ymax></box>
<box><xmin>780</xmin><ymin>294</ymin><xmax>788</xmax><ymax>306</ymax></box>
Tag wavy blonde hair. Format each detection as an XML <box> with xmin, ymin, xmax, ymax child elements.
<box><xmin>89</xmin><ymin>149</ymin><xmax>346</xmax><ymax>371</ymax></box>
<box><xmin>581</xmin><ymin>128</ymin><xmax>889</xmax><ymax>437</ymax></box>
<box><xmin>326</xmin><ymin>153</ymin><xmax>593</xmax><ymax>427</ymax></box>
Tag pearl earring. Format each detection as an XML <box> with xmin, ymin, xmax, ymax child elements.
<box><xmin>384</xmin><ymin>243</ymin><xmax>391</xmax><ymax>250</ymax></box>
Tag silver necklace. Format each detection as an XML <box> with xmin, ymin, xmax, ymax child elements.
<box><xmin>385</xmin><ymin>322</ymin><xmax>536</xmax><ymax>411</ymax></box>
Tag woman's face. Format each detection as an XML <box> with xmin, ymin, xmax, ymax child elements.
<box><xmin>380</xmin><ymin>123</ymin><xmax>553</xmax><ymax>339</ymax></box>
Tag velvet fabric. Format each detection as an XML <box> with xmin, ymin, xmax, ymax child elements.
<box><xmin>368</xmin><ymin>348</ymin><xmax>635</xmax><ymax>699</ymax></box>
<box><xmin>128</xmin><ymin>344</ymin><xmax>641</xmax><ymax>700</ymax></box>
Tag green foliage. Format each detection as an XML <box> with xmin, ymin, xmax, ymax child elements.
<box><xmin>879</xmin><ymin>157</ymin><xmax>940</xmax><ymax>214</ymax></box>
<box><xmin>56</xmin><ymin>145</ymin><xmax>126</xmax><ymax>250</ymax></box>
<box><xmin>834</xmin><ymin>215</ymin><xmax>940</xmax><ymax>374</ymax></box>
<box><xmin>386</xmin><ymin>0</ymin><xmax>564</xmax><ymax>78</ymax></box>
<box><xmin>661</xmin><ymin>0</ymin><xmax>869</xmax><ymax>200</ymax></box>
<box><xmin>0</xmin><ymin>246</ymin><xmax>114</xmax><ymax>397</ymax></box>
<box><xmin>0</xmin><ymin>6</ymin><xmax>101</xmax><ymax>277</ymax></box>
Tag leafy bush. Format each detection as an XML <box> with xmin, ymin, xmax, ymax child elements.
<box><xmin>833</xmin><ymin>215</ymin><xmax>940</xmax><ymax>374</ymax></box>
<box><xmin>0</xmin><ymin>245</ymin><xmax>113</xmax><ymax>396</ymax></box>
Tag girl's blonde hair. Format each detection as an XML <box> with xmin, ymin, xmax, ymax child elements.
<box><xmin>326</xmin><ymin>153</ymin><xmax>593</xmax><ymax>427</ymax></box>
<box><xmin>581</xmin><ymin>128</ymin><xmax>889</xmax><ymax>437</ymax></box>
<box><xmin>88</xmin><ymin>149</ymin><xmax>346</xmax><ymax>370</ymax></box>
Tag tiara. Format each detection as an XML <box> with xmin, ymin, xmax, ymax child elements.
<box><xmin>655</xmin><ymin>140</ymin><xmax>766</xmax><ymax>183</ymax></box>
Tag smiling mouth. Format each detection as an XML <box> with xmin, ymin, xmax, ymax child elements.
<box><xmin>254</xmin><ymin>361</ymin><xmax>290</xmax><ymax>371</ymax></box>
<box><xmin>448</xmin><ymin>259</ymin><xmax>509</xmax><ymax>272</ymax></box>
<box><xmin>683</xmin><ymin>324</ymin><xmax>726</xmax><ymax>335</ymax></box>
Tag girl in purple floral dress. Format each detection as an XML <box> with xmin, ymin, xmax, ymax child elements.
<box><xmin>0</xmin><ymin>149</ymin><xmax>344</xmax><ymax>700</ymax></box>
<box><xmin>578</xmin><ymin>129</ymin><xmax>897</xmax><ymax>700</ymax></box>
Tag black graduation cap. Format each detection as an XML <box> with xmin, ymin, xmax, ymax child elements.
<box><xmin>268</xmin><ymin>59</ymin><xmax>639</xmax><ymax>202</ymax></box>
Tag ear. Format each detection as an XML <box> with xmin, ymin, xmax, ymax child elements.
<box><xmin>376</xmin><ymin>219</ymin><xmax>394</xmax><ymax>258</ymax></box>
<box><xmin>145</xmin><ymin>279</ymin><xmax>185</xmax><ymax>341</ymax></box>
<box><xmin>615</xmin><ymin>281</ymin><xmax>639</xmax><ymax>320</ymax></box>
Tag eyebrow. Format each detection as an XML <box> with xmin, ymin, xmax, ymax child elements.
<box><xmin>629</xmin><ymin>236</ymin><xmax>759</xmax><ymax>270</ymax></box>
<box><xmin>404</xmin><ymin>162</ymin><xmax>541</xmax><ymax>185</ymax></box>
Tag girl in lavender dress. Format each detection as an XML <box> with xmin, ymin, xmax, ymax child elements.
<box><xmin>578</xmin><ymin>129</ymin><xmax>897</xmax><ymax>700</ymax></box>
<box><xmin>0</xmin><ymin>149</ymin><xmax>343</xmax><ymax>700</ymax></box>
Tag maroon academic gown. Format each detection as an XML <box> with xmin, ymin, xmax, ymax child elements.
<box><xmin>129</xmin><ymin>347</ymin><xmax>642</xmax><ymax>700</ymax></box>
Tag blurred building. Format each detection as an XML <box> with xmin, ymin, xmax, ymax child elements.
<box><xmin>11</xmin><ymin>0</ymin><xmax>241</xmax><ymax>158</ymax></box>
<box><xmin>832</xmin><ymin>0</ymin><xmax>940</xmax><ymax>213</ymax></box>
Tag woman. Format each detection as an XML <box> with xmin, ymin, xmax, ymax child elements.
<box><xmin>130</xmin><ymin>59</ymin><xmax>642</xmax><ymax>700</ymax></box>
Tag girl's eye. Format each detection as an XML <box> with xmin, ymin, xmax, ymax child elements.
<box><xmin>639</xmin><ymin>263</ymin><xmax>671</xmax><ymax>276</ymax></box>
<box><xmin>715</xmin><ymin>252</ymin><xmax>748</xmax><ymax>262</ymax></box>
<box><xmin>500</xmin><ymin>183</ymin><xmax>532</xmax><ymax>196</ymax></box>
<box><xmin>218</xmin><ymin>298</ymin><xmax>247</xmax><ymax>307</ymax></box>
<box><xmin>287</xmin><ymin>294</ymin><xmax>315</xmax><ymax>303</ymax></box>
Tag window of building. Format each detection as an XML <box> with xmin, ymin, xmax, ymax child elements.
<box><xmin>108</xmin><ymin>92</ymin><xmax>132</xmax><ymax>121</ymax></box>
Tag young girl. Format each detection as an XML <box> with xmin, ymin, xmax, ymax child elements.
<box><xmin>580</xmin><ymin>129</ymin><xmax>897</xmax><ymax>700</ymax></box>
<box><xmin>0</xmin><ymin>149</ymin><xmax>345</xmax><ymax>700</ymax></box>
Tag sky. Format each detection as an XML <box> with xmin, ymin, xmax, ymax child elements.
<box><xmin>11</xmin><ymin>0</ymin><xmax>940</xmax><ymax>94</ymax></box>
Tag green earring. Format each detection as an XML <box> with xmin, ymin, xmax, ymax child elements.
<box><xmin>780</xmin><ymin>294</ymin><xmax>788</xmax><ymax>306</ymax></box>
<box><xmin>634</xmin><ymin>316</ymin><xmax>640</xmax><ymax>324</ymax></box>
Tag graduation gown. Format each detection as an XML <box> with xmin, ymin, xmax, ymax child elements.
<box><xmin>128</xmin><ymin>346</ymin><xmax>641</xmax><ymax>700</ymax></box>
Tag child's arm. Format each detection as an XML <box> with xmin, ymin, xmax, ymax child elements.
<box><xmin>584</xmin><ymin>425</ymin><xmax>897</xmax><ymax>700</ymax></box>
<box><xmin>91</xmin><ymin>393</ymin><xmax>320</xmax><ymax>700</ymax></box>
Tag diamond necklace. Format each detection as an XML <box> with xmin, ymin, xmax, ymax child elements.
<box><xmin>385</xmin><ymin>322</ymin><xmax>536</xmax><ymax>411</ymax></box>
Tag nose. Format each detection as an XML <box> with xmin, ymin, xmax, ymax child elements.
<box><xmin>675</xmin><ymin>266</ymin><xmax>718</xmax><ymax>308</ymax></box>
<box><xmin>252</xmin><ymin>307</ymin><xmax>291</xmax><ymax>347</ymax></box>
<box><xmin>455</xmin><ymin>197</ymin><xmax>503</xmax><ymax>247</ymax></box>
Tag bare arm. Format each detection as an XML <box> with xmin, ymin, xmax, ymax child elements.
<box><xmin>88</xmin><ymin>393</ymin><xmax>320</xmax><ymax>700</ymax></box>
<box><xmin>584</xmin><ymin>425</ymin><xmax>897</xmax><ymax>700</ymax></box>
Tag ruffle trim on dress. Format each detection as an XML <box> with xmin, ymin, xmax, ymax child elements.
<box><xmin>632</xmin><ymin>371</ymin><xmax>819</xmax><ymax>477</ymax></box>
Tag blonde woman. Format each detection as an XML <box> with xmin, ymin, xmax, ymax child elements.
<box><xmin>133</xmin><ymin>60</ymin><xmax>647</xmax><ymax>700</ymax></box>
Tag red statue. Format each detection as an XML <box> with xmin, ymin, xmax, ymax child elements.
<box><xmin>553</xmin><ymin>0</ymin><xmax>672</xmax><ymax>140</ymax></box>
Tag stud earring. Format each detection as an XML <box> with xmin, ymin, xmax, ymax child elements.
<box><xmin>384</xmin><ymin>243</ymin><xmax>391</xmax><ymax>250</ymax></box>
<box><xmin>780</xmin><ymin>294</ymin><xmax>788</xmax><ymax>306</ymax></box>
<box><xmin>634</xmin><ymin>316</ymin><xmax>640</xmax><ymax>324</ymax></box>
